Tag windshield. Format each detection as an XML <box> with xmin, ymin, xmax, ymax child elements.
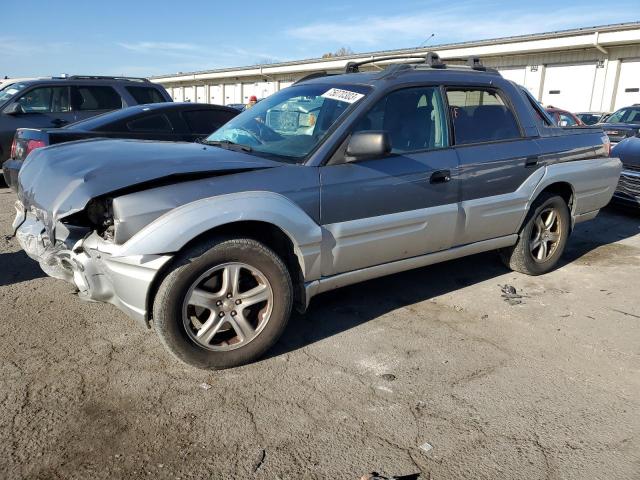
<box><xmin>207</xmin><ymin>83</ymin><xmax>370</xmax><ymax>162</ymax></box>
<box><xmin>0</xmin><ymin>82</ymin><xmax>29</xmax><ymax>103</ymax></box>
<box><xmin>607</xmin><ymin>107</ymin><xmax>640</xmax><ymax>124</ymax></box>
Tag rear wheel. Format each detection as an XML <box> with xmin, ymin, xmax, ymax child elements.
<box><xmin>500</xmin><ymin>193</ymin><xmax>570</xmax><ymax>275</ymax></box>
<box><xmin>153</xmin><ymin>237</ymin><xmax>292</xmax><ymax>369</ymax></box>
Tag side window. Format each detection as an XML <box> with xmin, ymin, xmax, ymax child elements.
<box><xmin>446</xmin><ymin>88</ymin><xmax>521</xmax><ymax>145</ymax></box>
<box><xmin>182</xmin><ymin>109</ymin><xmax>236</xmax><ymax>134</ymax></box>
<box><xmin>558</xmin><ymin>113</ymin><xmax>577</xmax><ymax>127</ymax></box>
<box><xmin>16</xmin><ymin>87</ymin><xmax>70</xmax><ymax>113</ymax></box>
<box><xmin>71</xmin><ymin>86</ymin><xmax>122</xmax><ymax>111</ymax></box>
<box><xmin>521</xmin><ymin>88</ymin><xmax>553</xmax><ymax>127</ymax></box>
<box><xmin>353</xmin><ymin>86</ymin><xmax>449</xmax><ymax>153</ymax></box>
<box><xmin>126</xmin><ymin>86</ymin><xmax>167</xmax><ymax>105</ymax></box>
<box><xmin>127</xmin><ymin>114</ymin><xmax>172</xmax><ymax>133</ymax></box>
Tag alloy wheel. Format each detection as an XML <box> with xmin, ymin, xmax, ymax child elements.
<box><xmin>529</xmin><ymin>207</ymin><xmax>562</xmax><ymax>262</ymax></box>
<box><xmin>182</xmin><ymin>262</ymin><xmax>273</xmax><ymax>351</ymax></box>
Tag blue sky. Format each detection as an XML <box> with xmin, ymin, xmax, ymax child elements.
<box><xmin>1</xmin><ymin>0</ymin><xmax>638</xmax><ymax>78</ymax></box>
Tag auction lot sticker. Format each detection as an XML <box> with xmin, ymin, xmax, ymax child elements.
<box><xmin>321</xmin><ymin>88</ymin><xmax>364</xmax><ymax>104</ymax></box>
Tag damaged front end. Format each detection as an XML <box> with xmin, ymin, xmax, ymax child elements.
<box><xmin>13</xmin><ymin>199</ymin><xmax>172</xmax><ymax>327</ymax></box>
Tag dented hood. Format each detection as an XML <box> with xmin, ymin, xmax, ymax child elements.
<box><xmin>17</xmin><ymin>138</ymin><xmax>282</xmax><ymax>235</ymax></box>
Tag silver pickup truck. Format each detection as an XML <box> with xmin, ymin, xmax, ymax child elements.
<box><xmin>12</xmin><ymin>55</ymin><xmax>622</xmax><ymax>369</ymax></box>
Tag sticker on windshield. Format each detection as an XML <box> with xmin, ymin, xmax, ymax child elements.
<box><xmin>321</xmin><ymin>88</ymin><xmax>364</xmax><ymax>104</ymax></box>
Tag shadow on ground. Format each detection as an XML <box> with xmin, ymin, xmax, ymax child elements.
<box><xmin>0</xmin><ymin>250</ymin><xmax>45</xmax><ymax>287</ymax></box>
<box><xmin>270</xmin><ymin>206</ymin><xmax>639</xmax><ymax>359</ymax></box>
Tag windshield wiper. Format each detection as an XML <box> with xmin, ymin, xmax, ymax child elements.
<box><xmin>202</xmin><ymin>139</ymin><xmax>252</xmax><ymax>152</ymax></box>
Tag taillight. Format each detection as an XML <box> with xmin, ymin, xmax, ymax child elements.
<box><xmin>9</xmin><ymin>137</ymin><xmax>17</xmax><ymax>159</ymax></box>
<box><xmin>604</xmin><ymin>138</ymin><xmax>611</xmax><ymax>157</ymax></box>
<box><xmin>25</xmin><ymin>139</ymin><xmax>46</xmax><ymax>156</ymax></box>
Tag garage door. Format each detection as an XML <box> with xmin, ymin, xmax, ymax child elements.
<box><xmin>196</xmin><ymin>86</ymin><xmax>206</xmax><ymax>103</ymax></box>
<box><xmin>210</xmin><ymin>85</ymin><xmax>223</xmax><ymax>105</ymax></box>
<box><xmin>499</xmin><ymin>67</ymin><xmax>526</xmax><ymax>86</ymax></box>
<box><xmin>614</xmin><ymin>60</ymin><xmax>640</xmax><ymax>110</ymax></box>
<box><xmin>224</xmin><ymin>84</ymin><xmax>241</xmax><ymax>105</ymax></box>
<box><xmin>172</xmin><ymin>87</ymin><xmax>184</xmax><ymax>102</ymax></box>
<box><xmin>541</xmin><ymin>63</ymin><xmax>597</xmax><ymax>112</ymax></box>
<box><xmin>184</xmin><ymin>86</ymin><xmax>195</xmax><ymax>103</ymax></box>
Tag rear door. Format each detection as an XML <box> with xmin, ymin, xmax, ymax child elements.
<box><xmin>447</xmin><ymin>86</ymin><xmax>542</xmax><ymax>245</ymax></box>
<box><xmin>71</xmin><ymin>85</ymin><xmax>123</xmax><ymax>121</ymax></box>
<box><xmin>319</xmin><ymin>85</ymin><xmax>459</xmax><ymax>276</ymax></box>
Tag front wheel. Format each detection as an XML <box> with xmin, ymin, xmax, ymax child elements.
<box><xmin>500</xmin><ymin>193</ymin><xmax>570</xmax><ymax>275</ymax></box>
<box><xmin>153</xmin><ymin>237</ymin><xmax>293</xmax><ymax>369</ymax></box>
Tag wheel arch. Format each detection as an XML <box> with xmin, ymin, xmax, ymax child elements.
<box><xmin>144</xmin><ymin>220</ymin><xmax>309</xmax><ymax>325</ymax></box>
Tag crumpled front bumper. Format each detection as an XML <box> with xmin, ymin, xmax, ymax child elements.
<box><xmin>13</xmin><ymin>201</ymin><xmax>173</xmax><ymax>327</ymax></box>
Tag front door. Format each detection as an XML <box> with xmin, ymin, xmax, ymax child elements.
<box><xmin>0</xmin><ymin>85</ymin><xmax>77</xmax><ymax>160</ymax></box>
<box><xmin>320</xmin><ymin>86</ymin><xmax>460</xmax><ymax>276</ymax></box>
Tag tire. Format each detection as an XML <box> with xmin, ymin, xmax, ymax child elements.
<box><xmin>500</xmin><ymin>193</ymin><xmax>570</xmax><ymax>275</ymax></box>
<box><xmin>153</xmin><ymin>237</ymin><xmax>293</xmax><ymax>369</ymax></box>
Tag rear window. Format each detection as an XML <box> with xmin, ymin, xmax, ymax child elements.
<box><xmin>126</xmin><ymin>86</ymin><xmax>167</xmax><ymax>105</ymax></box>
<box><xmin>181</xmin><ymin>109</ymin><xmax>237</xmax><ymax>134</ymax></box>
<box><xmin>446</xmin><ymin>88</ymin><xmax>521</xmax><ymax>144</ymax></box>
<box><xmin>127</xmin><ymin>114</ymin><xmax>172</xmax><ymax>132</ymax></box>
<box><xmin>72</xmin><ymin>86</ymin><xmax>122</xmax><ymax>111</ymax></box>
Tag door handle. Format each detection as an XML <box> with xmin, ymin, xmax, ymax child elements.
<box><xmin>51</xmin><ymin>118</ymin><xmax>68</xmax><ymax>126</ymax></box>
<box><xmin>430</xmin><ymin>170</ymin><xmax>451</xmax><ymax>184</ymax></box>
<box><xmin>525</xmin><ymin>155</ymin><xmax>539</xmax><ymax>167</ymax></box>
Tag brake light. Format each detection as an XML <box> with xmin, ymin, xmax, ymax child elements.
<box><xmin>25</xmin><ymin>139</ymin><xmax>47</xmax><ymax>156</ymax></box>
<box><xmin>603</xmin><ymin>138</ymin><xmax>611</xmax><ymax>157</ymax></box>
<box><xmin>9</xmin><ymin>137</ymin><xmax>17</xmax><ymax>159</ymax></box>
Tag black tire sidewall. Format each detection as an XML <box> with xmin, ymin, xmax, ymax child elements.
<box><xmin>520</xmin><ymin>195</ymin><xmax>570</xmax><ymax>275</ymax></box>
<box><xmin>154</xmin><ymin>238</ymin><xmax>292</xmax><ymax>369</ymax></box>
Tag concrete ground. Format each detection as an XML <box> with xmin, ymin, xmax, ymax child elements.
<box><xmin>0</xmin><ymin>185</ymin><xmax>638</xmax><ymax>479</ymax></box>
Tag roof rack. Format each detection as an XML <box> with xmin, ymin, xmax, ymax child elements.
<box><xmin>293</xmin><ymin>71</ymin><xmax>331</xmax><ymax>85</ymax></box>
<box><xmin>345</xmin><ymin>52</ymin><xmax>497</xmax><ymax>74</ymax></box>
<box><xmin>345</xmin><ymin>52</ymin><xmax>446</xmax><ymax>73</ymax></box>
<box><xmin>65</xmin><ymin>75</ymin><xmax>150</xmax><ymax>82</ymax></box>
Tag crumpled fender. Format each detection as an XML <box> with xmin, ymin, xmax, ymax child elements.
<box><xmin>112</xmin><ymin>191</ymin><xmax>323</xmax><ymax>280</ymax></box>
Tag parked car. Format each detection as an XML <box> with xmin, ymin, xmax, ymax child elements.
<box><xmin>576</xmin><ymin>111</ymin><xmax>610</xmax><ymax>126</ymax></box>
<box><xmin>13</xmin><ymin>54</ymin><xmax>621</xmax><ymax>369</ymax></box>
<box><xmin>226</xmin><ymin>103</ymin><xmax>247</xmax><ymax>111</ymax></box>
<box><xmin>598</xmin><ymin>104</ymin><xmax>640</xmax><ymax>144</ymax></box>
<box><xmin>611</xmin><ymin>136</ymin><xmax>640</xmax><ymax>208</ymax></box>
<box><xmin>0</xmin><ymin>75</ymin><xmax>172</xmax><ymax>164</ymax></box>
<box><xmin>545</xmin><ymin>106</ymin><xmax>585</xmax><ymax>126</ymax></box>
<box><xmin>2</xmin><ymin>102</ymin><xmax>238</xmax><ymax>190</ymax></box>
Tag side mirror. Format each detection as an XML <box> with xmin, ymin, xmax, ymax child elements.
<box><xmin>4</xmin><ymin>103</ymin><xmax>25</xmax><ymax>115</ymax></box>
<box><xmin>345</xmin><ymin>131</ymin><xmax>391</xmax><ymax>162</ymax></box>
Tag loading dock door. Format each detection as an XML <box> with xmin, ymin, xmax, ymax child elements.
<box><xmin>172</xmin><ymin>87</ymin><xmax>184</xmax><ymax>102</ymax></box>
<box><xmin>541</xmin><ymin>63</ymin><xmax>597</xmax><ymax>112</ymax></box>
<box><xmin>210</xmin><ymin>85</ymin><xmax>223</xmax><ymax>105</ymax></box>
<box><xmin>184</xmin><ymin>86</ymin><xmax>195</xmax><ymax>103</ymax></box>
<box><xmin>615</xmin><ymin>60</ymin><xmax>640</xmax><ymax>110</ymax></box>
<box><xmin>196</xmin><ymin>86</ymin><xmax>206</xmax><ymax>103</ymax></box>
<box><xmin>499</xmin><ymin>67</ymin><xmax>526</xmax><ymax>86</ymax></box>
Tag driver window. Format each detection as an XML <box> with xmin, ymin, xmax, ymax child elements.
<box><xmin>353</xmin><ymin>86</ymin><xmax>448</xmax><ymax>153</ymax></box>
<box><xmin>16</xmin><ymin>87</ymin><xmax>70</xmax><ymax>113</ymax></box>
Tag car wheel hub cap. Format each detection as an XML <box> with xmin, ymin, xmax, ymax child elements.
<box><xmin>182</xmin><ymin>262</ymin><xmax>273</xmax><ymax>351</ymax></box>
<box><xmin>530</xmin><ymin>207</ymin><xmax>561</xmax><ymax>263</ymax></box>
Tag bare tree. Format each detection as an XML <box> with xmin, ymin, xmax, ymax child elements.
<box><xmin>322</xmin><ymin>47</ymin><xmax>354</xmax><ymax>59</ymax></box>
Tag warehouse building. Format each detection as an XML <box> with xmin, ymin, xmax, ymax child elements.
<box><xmin>151</xmin><ymin>22</ymin><xmax>640</xmax><ymax>113</ymax></box>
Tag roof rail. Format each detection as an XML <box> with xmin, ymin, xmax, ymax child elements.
<box><xmin>66</xmin><ymin>75</ymin><xmax>150</xmax><ymax>82</ymax></box>
<box><xmin>293</xmin><ymin>71</ymin><xmax>330</xmax><ymax>84</ymax></box>
<box><xmin>344</xmin><ymin>52</ymin><xmax>445</xmax><ymax>73</ymax></box>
